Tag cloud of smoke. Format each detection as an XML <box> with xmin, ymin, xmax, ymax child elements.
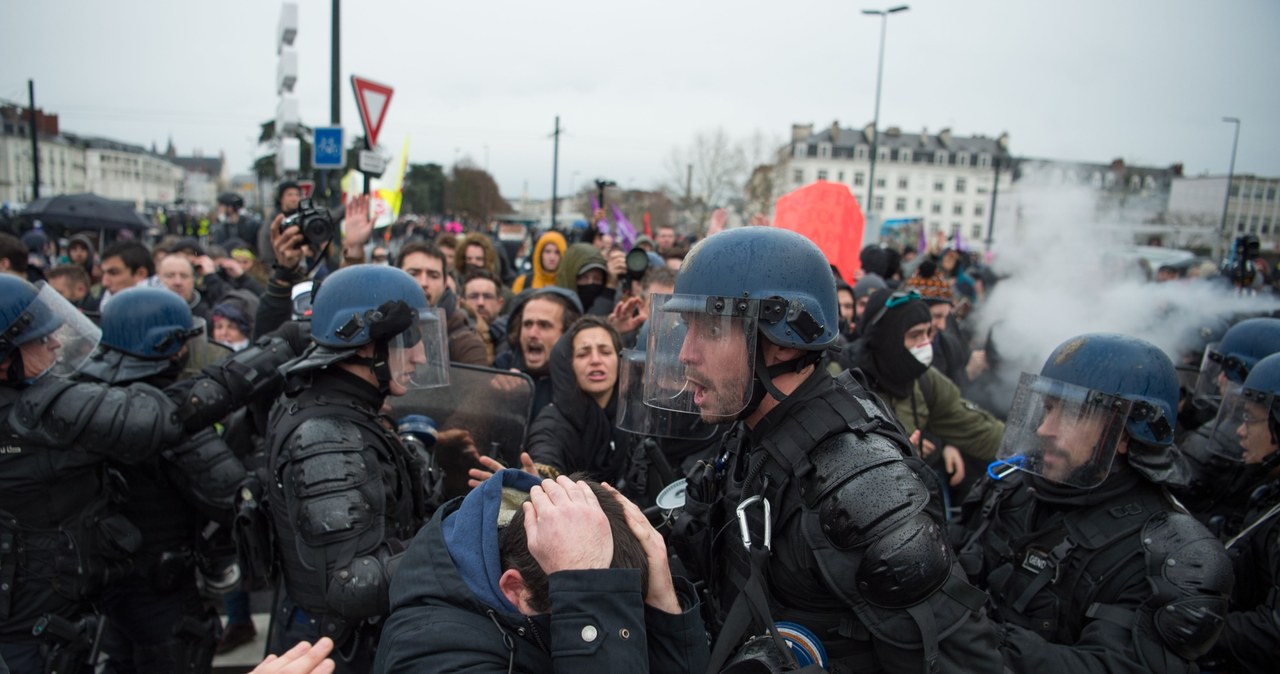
<box><xmin>971</xmin><ymin>173</ymin><xmax>1278</xmax><ymax>412</ymax></box>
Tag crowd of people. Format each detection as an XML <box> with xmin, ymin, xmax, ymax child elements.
<box><xmin>0</xmin><ymin>183</ymin><xmax>1275</xmax><ymax>674</ymax></box>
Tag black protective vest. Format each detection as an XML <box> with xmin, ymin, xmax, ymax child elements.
<box><xmin>710</xmin><ymin>371</ymin><xmax>949</xmax><ymax>665</ymax></box>
<box><xmin>266</xmin><ymin>384</ymin><xmax>426</xmax><ymax>614</ymax></box>
<box><xmin>962</xmin><ymin>472</ymin><xmax>1169</xmax><ymax>642</ymax></box>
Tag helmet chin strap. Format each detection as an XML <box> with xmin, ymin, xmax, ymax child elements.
<box><xmin>347</xmin><ymin>341</ymin><xmax>394</xmax><ymax>395</ymax></box>
<box><xmin>739</xmin><ymin>346</ymin><xmax>823</xmax><ymax>419</ymax></box>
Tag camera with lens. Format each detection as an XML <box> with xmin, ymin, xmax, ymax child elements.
<box><xmin>622</xmin><ymin>246</ymin><xmax>657</xmax><ymax>294</ymax></box>
<box><xmin>280</xmin><ymin>198</ymin><xmax>334</xmax><ymax>251</ymax></box>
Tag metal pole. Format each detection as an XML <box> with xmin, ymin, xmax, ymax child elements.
<box><xmin>1216</xmin><ymin>117</ymin><xmax>1241</xmax><ymax>261</ymax></box>
<box><xmin>28</xmin><ymin>79</ymin><xmax>40</xmax><ymax>200</ymax></box>
<box><xmin>327</xmin><ymin>0</ymin><xmax>340</xmax><ymax>206</ymax></box>
<box><xmin>985</xmin><ymin>156</ymin><xmax>1000</xmax><ymax>249</ymax></box>
<box><xmin>551</xmin><ymin>116</ymin><xmax>560</xmax><ymax>231</ymax></box>
<box><xmin>331</xmin><ymin>0</ymin><xmax>340</xmax><ymax>126</ymax></box>
<box><xmin>861</xmin><ymin>6</ymin><xmax>907</xmax><ymax>241</ymax></box>
<box><xmin>865</xmin><ymin>14</ymin><xmax>887</xmax><ymax>220</ymax></box>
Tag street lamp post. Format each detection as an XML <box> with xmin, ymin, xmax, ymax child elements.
<box><xmin>1216</xmin><ymin>116</ymin><xmax>1241</xmax><ymax>262</ymax></box>
<box><xmin>862</xmin><ymin>5</ymin><xmax>909</xmax><ymax>241</ymax></box>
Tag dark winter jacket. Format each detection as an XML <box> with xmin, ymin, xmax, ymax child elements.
<box><xmin>374</xmin><ymin>470</ymin><xmax>709</xmax><ymax>674</ymax></box>
<box><xmin>525</xmin><ymin>329</ymin><xmax>632</xmax><ymax>484</ymax></box>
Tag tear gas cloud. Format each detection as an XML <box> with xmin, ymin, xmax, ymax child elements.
<box><xmin>971</xmin><ymin>171</ymin><xmax>1279</xmax><ymax>412</ymax></box>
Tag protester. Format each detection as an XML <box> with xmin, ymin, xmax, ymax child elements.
<box><xmin>555</xmin><ymin>243</ymin><xmax>620</xmax><ymax>317</ymax></box>
<box><xmin>158</xmin><ymin>254</ymin><xmax>214</xmax><ymax>321</ymax></box>
<box><xmin>461</xmin><ymin>268</ymin><xmax>505</xmax><ymax>362</ymax></box>
<box><xmin>396</xmin><ymin>241</ymin><xmax>489</xmax><ymax>366</ymax></box>
<box><xmin>494</xmin><ymin>287</ymin><xmax>583</xmax><ymax>419</ymax></box>
<box><xmin>374</xmin><ymin>471</ymin><xmax>709</xmax><ymax>673</ymax></box>
<box><xmin>45</xmin><ymin>264</ymin><xmax>91</xmax><ymax>308</ymax></box>
<box><xmin>98</xmin><ymin>240</ymin><xmax>154</xmax><ymax>308</ymax></box>
<box><xmin>524</xmin><ymin>317</ymin><xmax>638</xmax><ymax>487</ymax></box>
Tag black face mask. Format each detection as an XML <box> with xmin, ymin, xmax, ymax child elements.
<box><xmin>577</xmin><ymin>283</ymin><xmax>604</xmax><ymax>310</ymax></box>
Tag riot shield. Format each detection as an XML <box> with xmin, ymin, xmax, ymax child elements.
<box><xmin>387</xmin><ymin>363</ymin><xmax>535</xmax><ymax>500</ymax></box>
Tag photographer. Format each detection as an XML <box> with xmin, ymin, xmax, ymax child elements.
<box><xmin>253</xmin><ymin>196</ymin><xmax>372</xmax><ymax>339</ymax></box>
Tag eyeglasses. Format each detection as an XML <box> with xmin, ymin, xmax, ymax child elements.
<box><xmin>372</xmin><ymin>254</ymin><xmax>389</xmax><ymax>262</ymax></box>
<box><xmin>865</xmin><ymin>290</ymin><xmax>922</xmax><ymax>328</ymax></box>
<box><xmin>465</xmin><ymin>292</ymin><xmax>497</xmax><ymax>301</ymax></box>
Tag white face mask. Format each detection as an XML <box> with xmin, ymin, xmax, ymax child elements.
<box><xmin>909</xmin><ymin>342</ymin><xmax>934</xmax><ymax>367</ymax></box>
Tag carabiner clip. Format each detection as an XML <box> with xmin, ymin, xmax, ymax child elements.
<box><xmin>986</xmin><ymin>454</ymin><xmax>1025</xmax><ymax>481</ymax></box>
<box><xmin>736</xmin><ymin>495</ymin><xmax>772</xmax><ymax>551</ymax></box>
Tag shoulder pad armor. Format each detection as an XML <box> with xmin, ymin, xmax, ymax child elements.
<box><xmin>858</xmin><ymin>512</ymin><xmax>953</xmax><ymax>608</ymax></box>
<box><xmin>279</xmin><ymin>416</ymin><xmax>381</xmax><ymax>548</ymax></box>
<box><xmin>812</xmin><ymin>432</ymin><xmax>929</xmax><ymax>548</ymax></box>
<box><xmin>1142</xmin><ymin>511</ymin><xmax>1232</xmax><ymax>660</ymax></box>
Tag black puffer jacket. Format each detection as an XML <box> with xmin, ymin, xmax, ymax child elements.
<box><xmin>525</xmin><ymin>329</ymin><xmax>635</xmax><ymax>486</ymax></box>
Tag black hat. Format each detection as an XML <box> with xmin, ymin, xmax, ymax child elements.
<box><xmin>217</xmin><ymin>192</ymin><xmax>245</xmax><ymax>209</ymax></box>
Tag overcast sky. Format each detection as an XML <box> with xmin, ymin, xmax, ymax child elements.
<box><xmin>4</xmin><ymin>0</ymin><xmax>1277</xmax><ymax>201</ymax></box>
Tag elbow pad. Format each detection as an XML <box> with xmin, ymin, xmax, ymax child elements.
<box><xmin>325</xmin><ymin>550</ymin><xmax>398</xmax><ymax>621</ymax></box>
<box><xmin>176</xmin><ymin>336</ymin><xmax>298</xmax><ymax>431</ymax></box>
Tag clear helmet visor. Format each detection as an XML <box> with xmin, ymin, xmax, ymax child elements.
<box><xmin>23</xmin><ymin>283</ymin><xmax>102</xmax><ymax>377</ymax></box>
<box><xmin>1211</xmin><ymin>384</ymin><xmax>1279</xmax><ymax>465</ymax></box>
<box><xmin>1194</xmin><ymin>342</ymin><xmax>1247</xmax><ymax>402</ymax></box>
<box><xmin>643</xmin><ymin>293</ymin><xmax>759</xmax><ymax>422</ymax></box>
<box><xmin>386</xmin><ymin>307</ymin><xmax>450</xmax><ymax>392</ymax></box>
<box><xmin>994</xmin><ymin>373</ymin><xmax>1132</xmax><ymax>489</ymax></box>
<box><xmin>617</xmin><ymin>349</ymin><xmax>718</xmax><ymax>440</ymax></box>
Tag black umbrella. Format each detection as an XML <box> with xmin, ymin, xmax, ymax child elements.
<box><xmin>21</xmin><ymin>193</ymin><xmax>150</xmax><ymax>231</ymax></box>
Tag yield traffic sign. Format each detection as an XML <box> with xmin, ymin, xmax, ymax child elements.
<box><xmin>350</xmin><ymin>76</ymin><xmax>394</xmax><ymax>149</ymax></box>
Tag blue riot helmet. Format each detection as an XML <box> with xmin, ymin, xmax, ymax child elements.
<box><xmin>78</xmin><ymin>287</ymin><xmax>203</xmax><ymax>384</ymax></box>
<box><xmin>1210</xmin><ymin>353</ymin><xmax>1280</xmax><ymax>474</ymax></box>
<box><xmin>644</xmin><ymin>227</ymin><xmax>838</xmax><ymax>422</ymax></box>
<box><xmin>994</xmin><ymin>334</ymin><xmax>1181</xmax><ymax>489</ymax></box>
<box><xmin>1194</xmin><ymin>317</ymin><xmax>1280</xmax><ymax>402</ymax></box>
<box><xmin>282</xmin><ymin>265</ymin><xmax>449</xmax><ymax>393</ymax></box>
<box><xmin>0</xmin><ymin>275</ymin><xmax>100</xmax><ymax>384</ymax></box>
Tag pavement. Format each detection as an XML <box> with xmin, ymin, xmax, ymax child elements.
<box><xmin>212</xmin><ymin>612</ymin><xmax>273</xmax><ymax>674</ymax></box>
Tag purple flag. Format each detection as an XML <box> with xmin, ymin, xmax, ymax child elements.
<box><xmin>611</xmin><ymin>204</ymin><xmax>636</xmax><ymax>250</ymax></box>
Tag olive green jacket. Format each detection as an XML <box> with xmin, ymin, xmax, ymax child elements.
<box><xmin>873</xmin><ymin>367</ymin><xmax>1005</xmax><ymax>462</ymax></box>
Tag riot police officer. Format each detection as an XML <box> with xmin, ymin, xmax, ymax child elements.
<box><xmin>1178</xmin><ymin>317</ymin><xmax>1280</xmax><ymax>522</ymax></box>
<box><xmin>1201</xmin><ymin>352</ymin><xmax>1280</xmax><ymax>670</ymax></box>
<box><xmin>648</xmin><ymin>228</ymin><xmax>1002</xmax><ymax>672</ymax></box>
<box><xmin>0</xmin><ymin>275</ymin><xmax>301</xmax><ymax>673</ymax></box>
<box><xmin>954</xmin><ymin>333</ymin><xmax>1233</xmax><ymax>673</ymax></box>
<box><xmin>77</xmin><ymin>287</ymin><xmax>245</xmax><ymax>673</ymax></box>
<box><xmin>265</xmin><ymin>265</ymin><xmax>449</xmax><ymax>672</ymax></box>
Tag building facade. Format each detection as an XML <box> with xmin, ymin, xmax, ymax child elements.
<box><xmin>1168</xmin><ymin>175</ymin><xmax>1280</xmax><ymax>252</ymax></box>
<box><xmin>1003</xmin><ymin>157</ymin><xmax>1188</xmax><ymax>247</ymax></box>
<box><xmin>779</xmin><ymin>121</ymin><xmax>1012</xmax><ymax>252</ymax></box>
<box><xmin>0</xmin><ymin>104</ymin><xmax>188</xmax><ymax>210</ymax></box>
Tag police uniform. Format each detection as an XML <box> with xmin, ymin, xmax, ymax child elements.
<box><xmin>954</xmin><ymin>333</ymin><xmax>1232</xmax><ymax>674</ymax></box>
<box><xmin>262</xmin><ymin>264</ymin><xmax>444</xmax><ymax>673</ymax></box>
